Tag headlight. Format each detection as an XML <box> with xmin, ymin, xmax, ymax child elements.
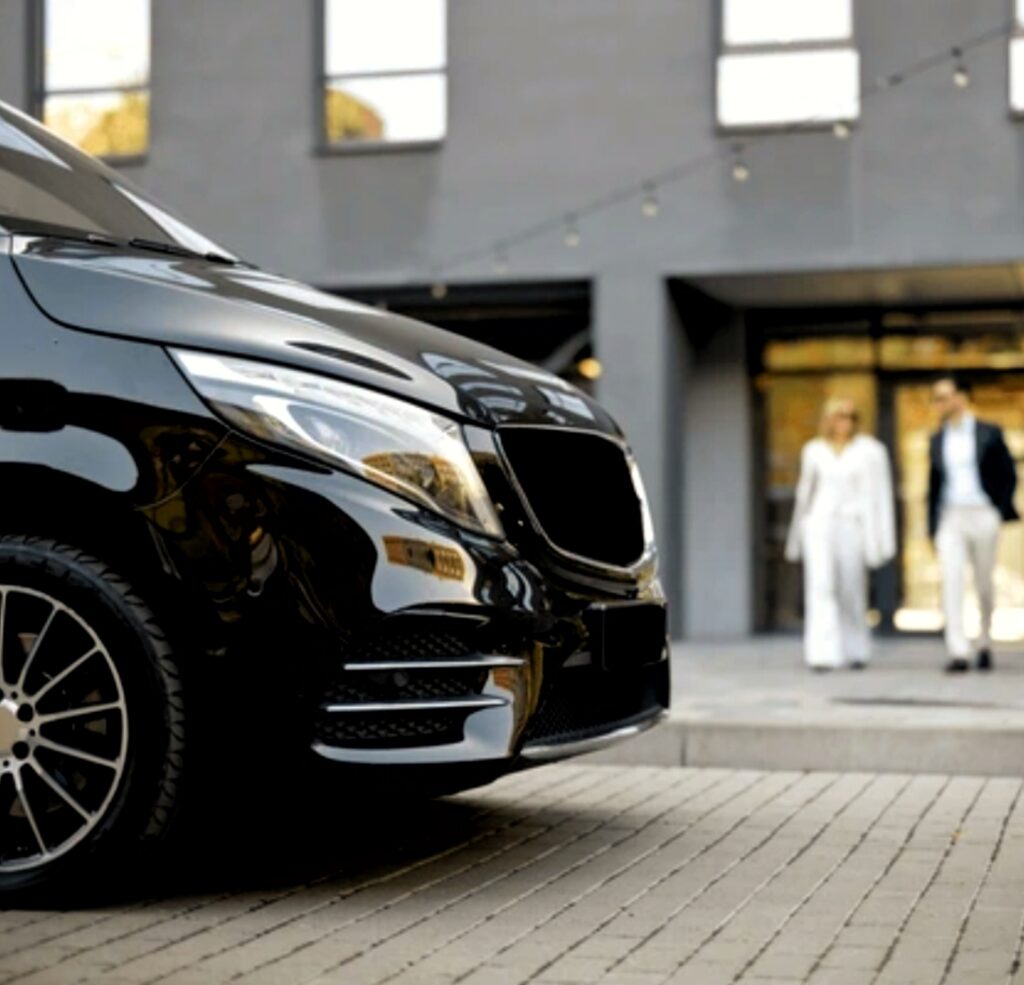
<box><xmin>171</xmin><ymin>350</ymin><xmax>504</xmax><ymax>538</ymax></box>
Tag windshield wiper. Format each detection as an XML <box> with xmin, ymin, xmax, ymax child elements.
<box><xmin>128</xmin><ymin>237</ymin><xmax>238</xmax><ymax>265</ymax></box>
<box><xmin>0</xmin><ymin>216</ymin><xmax>241</xmax><ymax>265</ymax></box>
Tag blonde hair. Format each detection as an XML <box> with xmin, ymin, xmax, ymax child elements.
<box><xmin>819</xmin><ymin>397</ymin><xmax>859</xmax><ymax>439</ymax></box>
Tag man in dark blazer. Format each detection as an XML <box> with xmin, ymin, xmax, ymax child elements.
<box><xmin>929</xmin><ymin>375</ymin><xmax>1019</xmax><ymax>673</ymax></box>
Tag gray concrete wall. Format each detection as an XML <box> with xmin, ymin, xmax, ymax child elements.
<box><xmin>1</xmin><ymin>0</ymin><xmax>1019</xmax><ymax>285</ymax></box>
<box><xmin>0</xmin><ymin>1</ymin><xmax>29</xmax><ymax>112</ymax></box>
<box><xmin>681</xmin><ymin>317</ymin><xmax>754</xmax><ymax>638</ymax></box>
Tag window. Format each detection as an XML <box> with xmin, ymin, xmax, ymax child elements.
<box><xmin>1011</xmin><ymin>0</ymin><xmax>1024</xmax><ymax>113</ymax></box>
<box><xmin>321</xmin><ymin>0</ymin><xmax>447</xmax><ymax>148</ymax></box>
<box><xmin>37</xmin><ymin>0</ymin><xmax>151</xmax><ymax>160</ymax></box>
<box><xmin>716</xmin><ymin>0</ymin><xmax>859</xmax><ymax>130</ymax></box>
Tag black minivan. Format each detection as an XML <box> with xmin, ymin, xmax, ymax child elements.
<box><xmin>0</xmin><ymin>101</ymin><xmax>669</xmax><ymax>896</ymax></box>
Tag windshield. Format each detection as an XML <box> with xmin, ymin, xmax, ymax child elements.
<box><xmin>0</xmin><ymin>101</ymin><xmax>238</xmax><ymax>261</ymax></box>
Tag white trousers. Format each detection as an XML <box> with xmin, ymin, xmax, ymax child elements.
<box><xmin>936</xmin><ymin>504</ymin><xmax>1001</xmax><ymax>658</ymax></box>
<box><xmin>802</xmin><ymin>514</ymin><xmax>870</xmax><ymax>668</ymax></box>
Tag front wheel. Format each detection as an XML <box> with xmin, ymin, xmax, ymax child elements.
<box><xmin>0</xmin><ymin>537</ymin><xmax>184</xmax><ymax>901</ymax></box>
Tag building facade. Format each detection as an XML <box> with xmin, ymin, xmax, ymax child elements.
<box><xmin>1</xmin><ymin>0</ymin><xmax>1022</xmax><ymax>640</ymax></box>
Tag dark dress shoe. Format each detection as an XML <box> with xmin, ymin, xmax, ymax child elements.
<box><xmin>944</xmin><ymin>658</ymin><xmax>970</xmax><ymax>674</ymax></box>
<box><xmin>977</xmin><ymin>649</ymin><xmax>993</xmax><ymax>671</ymax></box>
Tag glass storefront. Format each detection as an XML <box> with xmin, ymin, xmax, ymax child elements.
<box><xmin>756</xmin><ymin>312</ymin><xmax>1024</xmax><ymax>639</ymax></box>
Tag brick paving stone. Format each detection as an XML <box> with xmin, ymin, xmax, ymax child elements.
<box><xmin>0</xmin><ymin>765</ymin><xmax>1022</xmax><ymax>985</ymax></box>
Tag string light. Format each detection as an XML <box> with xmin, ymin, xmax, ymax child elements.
<box><xmin>952</xmin><ymin>48</ymin><xmax>970</xmax><ymax>88</ymax></box>
<box><xmin>874</xmin><ymin>72</ymin><xmax>904</xmax><ymax>91</ymax></box>
<box><xmin>564</xmin><ymin>215</ymin><xmax>581</xmax><ymax>248</ymax></box>
<box><xmin>416</xmin><ymin>22</ymin><xmax>1011</xmax><ymax>282</ymax></box>
<box><xmin>640</xmin><ymin>183</ymin><xmax>660</xmax><ymax>218</ymax></box>
<box><xmin>731</xmin><ymin>145</ymin><xmax>750</xmax><ymax>183</ymax></box>
<box><xmin>430</xmin><ymin>281</ymin><xmax>448</xmax><ymax>299</ymax></box>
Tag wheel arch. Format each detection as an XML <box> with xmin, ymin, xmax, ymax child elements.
<box><xmin>0</xmin><ymin>465</ymin><xmax>204</xmax><ymax>652</ymax></box>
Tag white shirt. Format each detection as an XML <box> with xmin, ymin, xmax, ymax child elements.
<box><xmin>942</xmin><ymin>415</ymin><xmax>988</xmax><ymax>508</ymax></box>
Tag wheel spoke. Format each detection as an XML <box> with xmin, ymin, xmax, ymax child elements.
<box><xmin>13</xmin><ymin>768</ymin><xmax>48</xmax><ymax>858</ymax></box>
<box><xmin>16</xmin><ymin>604</ymin><xmax>59</xmax><ymax>692</ymax></box>
<box><xmin>29</xmin><ymin>762</ymin><xmax>91</xmax><ymax>822</ymax></box>
<box><xmin>37</xmin><ymin>700</ymin><xmax>124</xmax><ymax>724</ymax></box>
<box><xmin>0</xmin><ymin>588</ymin><xmax>7</xmax><ymax>687</ymax></box>
<box><xmin>28</xmin><ymin>647</ymin><xmax>99</xmax><ymax>703</ymax></box>
<box><xmin>34</xmin><ymin>736</ymin><xmax>119</xmax><ymax>769</ymax></box>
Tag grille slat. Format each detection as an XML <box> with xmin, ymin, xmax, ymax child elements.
<box><xmin>498</xmin><ymin>428</ymin><xmax>644</xmax><ymax>568</ymax></box>
<box><xmin>314</xmin><ymin>626</ymin><xmax>495</xmax><ymax>751</ymax></box>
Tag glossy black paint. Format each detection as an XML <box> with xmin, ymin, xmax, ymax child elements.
<box><xmin>12</xmin><ymin>237</ymin><xmax>621</xmax><ymax>432</ymax></box>
<box><xmin>0</xmin><ymin>103</ymin><xmax>668</xmax><ymax>785</ymax></box>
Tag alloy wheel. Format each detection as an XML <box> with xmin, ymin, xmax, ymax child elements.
<box><xmin>0</xmin><ymin>586</ymin><xmax>128</xmax><ymax>872</ymax></box>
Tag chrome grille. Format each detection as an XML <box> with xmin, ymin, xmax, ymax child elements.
<box><xmin>498</xmin><ymin>428</ymin><xmax>645</xmax><ymax>568</ymax></box>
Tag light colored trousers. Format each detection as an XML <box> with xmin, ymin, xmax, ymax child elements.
<box><xmin>936</xmin><ymin>504</ymin><xmax>1001</xmax><ymax>658</ymax></box>
<box><xmin>802</xmin><ymin>514</ymin><xmax>870</xmax><ymax>668</ymax></box>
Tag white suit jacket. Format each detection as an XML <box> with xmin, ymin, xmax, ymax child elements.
<box><xmin>784</xmin><ymin>434</ymin><xmax>897</xmax><ymax>570</ymax></box>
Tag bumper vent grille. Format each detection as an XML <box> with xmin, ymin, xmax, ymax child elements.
<box><xmin>315</xmin><ymin>710</ymin><xmax>467</xmax><ymax>748</ymax></box>
<box><xmin>498</xmin><ymin>428</ymin><xmax>645</xmax><ymax>568</ymax></box>
<box><xmin>313</xmin><ymin>625</ymin><xmax>511</xmax><ymax>752</ymax></box>
<box><xmin>523</xmin><ymin>662</ymin><xmax>664</xmax><ymax>748</ymax></box>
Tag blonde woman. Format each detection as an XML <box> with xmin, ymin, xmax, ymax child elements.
<box><xmin>785</xmin><ymin>398</ymin><xmax>896</xmax><ymax>670</ymax></box>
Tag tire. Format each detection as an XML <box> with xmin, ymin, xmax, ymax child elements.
<box><xmin>0</xmin><ymin>536</ymin><xmax>184</xmax><ymax>902</ymax></box>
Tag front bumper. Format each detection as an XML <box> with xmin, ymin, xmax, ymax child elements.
<box><xmin>148</xmin><ymin>435</ymin><xmax>670</xmax><ymax>772</ymax></box>
<box><xmin>310</xmin><ymin>604</ymin><xmax>670</xmax><ymax>766</ymax></box>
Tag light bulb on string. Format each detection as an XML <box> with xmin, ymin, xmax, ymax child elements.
<box><xmin>640</xmin><ymin>183</ymin><xmax>660</xmax><ymax>218</ymax></box>
<box><xmin>874</xmin><ymin>72</ymin><xmax>903</xmax><ymax>91</ymax></box>
<box><xmin>564</xmin><ymin>216</ymin><xmax>581</xmax><ymax>248</ymax></box>
<box><xmin>832</xmin><ymin>121</ymin><xmax>851</xmax><ymax>140</ymax></box>
<box><xmin>430</xmin><ymin>281</ymin><xmax>448</xmax><ymax>300</ymax></box>
<box><xmin>952</xmin><ymin>48</ymin><xmax>970</xmax><ymax>88</ymax></box>
<box><xmin>731</xmin><ymin>145</ymin><xmax>750</xmax><ymax>183</ymax></box>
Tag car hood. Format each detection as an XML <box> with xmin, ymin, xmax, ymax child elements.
<box><xmin>10</xmin><ymin>236</ymin><xmax>618</xmax><ymax>433</ymax></box>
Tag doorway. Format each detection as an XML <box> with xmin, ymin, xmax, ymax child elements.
<box><xmin>755</xmin><ymin>315</ymin><xmax>1024</xmax><ymax>638</ymax></box>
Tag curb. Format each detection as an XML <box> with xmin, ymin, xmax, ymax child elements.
<box><xmin>583</xmin><ymin>716</ymin><xmax>1024</xmax><ymax>777</ymax></box>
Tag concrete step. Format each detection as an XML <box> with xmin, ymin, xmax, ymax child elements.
<box><xmin>585</xmin><ymin>715</ymin><xmax>1024</xmax><ymax>776</ymax></box>
<box><xmin>583</xmin><ymin>637</ymin><xmax>1024</xmax><ymax>776</ymax></box>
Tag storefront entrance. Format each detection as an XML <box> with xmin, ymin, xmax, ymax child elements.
<box><xmin>756</xmin><ymin>311</ymin><xmax>1024</xmax><ymax>638</ymax></box>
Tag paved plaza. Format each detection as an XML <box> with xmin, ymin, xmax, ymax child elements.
<box><xmin>2</xmin><ymin>763</ymin><xmax>1023</xmax><ymax>985</ymax></box>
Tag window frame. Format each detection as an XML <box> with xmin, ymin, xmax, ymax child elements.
<box><xmin>315</xmin><ymin>0</ymin><xmax>448</xmax><ymax>155</ymax></box>
<box><xmin>715</xmin><ymin>0</ymin><xmax>860</xmax><ymax>135</ymax></box>
<box><xmin>1010</xmin><ymin>0</ymin><xmax>1024</xmax><ymax>118</ymax></box>
<box><xmin>30</xmin><ymin>0</ymin><xmax>152</xmax><ymax>165</ymax></box>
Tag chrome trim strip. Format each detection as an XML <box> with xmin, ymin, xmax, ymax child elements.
<box><xmin>321</xmin><ymin>696</ymin><xmax>508</xmax><ymax>713</ymax></box>
<box><xmin>519</xmin><ymin>709</ymin><xmax>666</xmax><ymax>761</ymax></box>
<box><xmin>341</xmin><ymin>656</ymin><xmax>525</xmax><ymax>672</ymax></box>
<box><xmin>493</xmin><ymin>425</ymin><xmax>657</xmax><ymax>578</ymax></box>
